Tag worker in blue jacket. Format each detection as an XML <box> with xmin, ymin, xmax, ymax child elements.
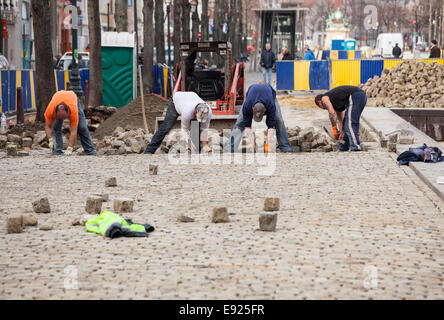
<box><xmin>225</xmin><ymin>83</ymin><xmax>292</xmax><ymax>153</ymax></box>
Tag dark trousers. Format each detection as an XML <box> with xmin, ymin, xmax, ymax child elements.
<box><xmin>144</xmin><ymin>98</ymin><xmax>179</xmax><ymax>154</ymax></box>
<box><xmin>341</xmin><ymin>91</ymin><xmax>367</xmax><ymax>151</ymax></box>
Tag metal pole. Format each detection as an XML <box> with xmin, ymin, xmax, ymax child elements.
<box><xmin>167</xmin><ymin>4</ymin><xmax>171</xmax><ymax>67</ymax></box>
<box><xmin>107</xmin><ymin>3</ymin><xmax>110</xmax><ymax>31</ymax></box>
<box><xmin>69</xmin><ymin>0</ymin><xmax>83</xmax><ymax>100</ymax></box>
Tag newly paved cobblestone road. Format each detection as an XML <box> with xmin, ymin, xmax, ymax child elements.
<box><xmin>0</xmin><ymin>149</ymin><xmax>443</xmax><ymax>299</ymax></box>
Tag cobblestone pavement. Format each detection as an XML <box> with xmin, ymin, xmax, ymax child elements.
<box><xmin>0</xmin><ymin>147</ymin><xmax>443</xmax><ymax>299</ymax></box>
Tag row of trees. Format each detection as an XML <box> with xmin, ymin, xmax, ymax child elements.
<box><xmin>31</xmin><ymin>0</ymin><xmax>249</xmax><ymax>121</ymax></box>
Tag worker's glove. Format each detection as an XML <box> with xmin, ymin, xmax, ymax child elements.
<box><xmin>48</xmin><ymin>137</ymin><xmax>55</xmax><ymax>151</ymax></box>
<box><xmin>63</xmin><ymin>147</ymin><xmax>73</xmax><ymax>156</ymax></box>
<box><xmin>201</xmin><ymin>145</ymin><xmax>212</xmax><ymax>153</ymax></box>
<box><xmin>264</xmin><ymin>143</ymin><xmax>271</xmax><ymax>154</ymax></box>
<box><xmin>332</xmin><ymin>126</ymin><xmax>340</xmax><ymax>139</ymax></box>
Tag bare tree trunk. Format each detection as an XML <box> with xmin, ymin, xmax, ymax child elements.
<box><xmin>115</xmin><ymin>0</ymin><xmax>128</xmax><ymax>32</ymax></box>
<box><xmin>143</xmin><ymin>0</ymin><xmax>155</xmax><ymax>94</ymax></box>
<box><xmin>201</xmin><ymin>0</ymin><xmax>209</xmax><ymax>41</ymax></box>
<box><xmin>173</xmin><ymin>0</ymin><xmax>181</xmax><ymax>69</ymax></box>
<box><xmin>155</xmin><ymin>0</ymin><xmax>166</xmax><ymax>64</ymax></box>
<box><xmin>88</xmin><ymin>0</ymin><xmax>103</xmax><ymax>107</ymax></box>
<box><xmin>31</xmin><ymin>0</ymin><xmax>55</xmax><ymax>122</ymax></box>
<box><xmin>191</xmin><ymin>0</ymin><xmax>200</xmax><ymax>41</ymax></box>
<box><xmin>181</xmin><ymin>0</ymin><xmax>191</xmax><ymax>42</ymax></box>
<box><xmin>213</xmin><ymin>0</ymin><xmax>223</xmax><ymax>42</ymax></box>
<box><xmin>228</xmin><ymin>0</ymin><xmax>236</xmax><ymax>48</ymax></box>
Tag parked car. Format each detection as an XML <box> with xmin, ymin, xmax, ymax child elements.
<box><xmin>55</xmin><ymin>52</ymin><xmax>89</xmax><ymax>70</ymax></box>
<box><xmin>0</xmin><ymin>54</ymin><xmax>9</xmax><ymax>70</ymax></box>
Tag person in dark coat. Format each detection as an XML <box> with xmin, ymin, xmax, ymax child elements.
<box><xmin>260</xmin><ymin>43</ymin><xmax>276</xmax><ymax>85</ymax></box>
<box><xmin>282</xmin><ymin>48</ymin><xmax>294</xmax><ymax>60</ymax></box>
<box><xmin>392</xmin><ymin>43</ymin><xmax>402</xmax><ymax>58</ymax></box>
<box><xmin>430</xmin><ymin>40</ymin><xmax>441</xmax><ymax>58</ymax></box>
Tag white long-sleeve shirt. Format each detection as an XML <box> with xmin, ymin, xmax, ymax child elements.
<box><xmin>173</xmin><ymin>91</ymin><xmax>212</xmax><ymax>132</ymax></box>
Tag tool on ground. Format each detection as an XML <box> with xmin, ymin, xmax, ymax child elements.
<box><xmin>138</xmin><ymin>66</ymin><xmax>149</xmax><ymax>133</ymax></box>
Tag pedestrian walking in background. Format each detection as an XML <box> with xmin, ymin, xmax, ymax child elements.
<box><xmin>260</xmin><ymin>43</ymin><xmax>276</xmax><ymax>85</ymax></box>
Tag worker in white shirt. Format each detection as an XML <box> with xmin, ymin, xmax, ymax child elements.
<box><xmin>144</xmin><ymin>91</ymin><xmax>212</xmax><ymax>154</ymax></box>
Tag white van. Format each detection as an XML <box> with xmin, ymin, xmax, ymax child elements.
<box><xmin>374</xmin><ymin>33</ymin><xmax>404</xmax><ymax>58</ymax></box>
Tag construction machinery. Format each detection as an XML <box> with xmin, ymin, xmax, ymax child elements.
<box><xmin>155</xmin><ymin>40</ymin><xmax>245</xmax><ymax>131</ymax></box>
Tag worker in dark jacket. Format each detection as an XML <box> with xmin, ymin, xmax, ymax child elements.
<box><xmin>392</xmin><ymin>43</ymin><xmax>402</xmax><ymax>58</ymax></box>
<box><xmin>260</xmin><ymin>43</ymin><xmax>276</xmax><ymax>85</ymax></box>
<box><xmin>315</xmin><ymin>86</ymin><xmax>367</xmax><ymax>152</ymax></box>
<box><xmin>430</xmin><ymin>40</ymin><xmax>441</xmax><ymax>58</ymax></box>
<box><xmin>225</xmin><ymin>83</ymin><xmax>291</xmax><ymax>153</ymax></box>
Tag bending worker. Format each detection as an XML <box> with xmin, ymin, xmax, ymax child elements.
<box><xmin>44</xmin><ymin>90</ymin><xmax>96</xmax><ymax>155</ymax></box>
<box><xmin>144</xmin><ymin>91</ymin><xmax>212</xmax><ymax>154</ymax></box>
<box><xmin>315</xmin><ymin>85</ymin><xmax>367</xmax><ymax>151</ymax></box>
<box><xmin>225</xmin><ymin>83</ymin><xmax>291</xmax><ymax>153</ymax></box>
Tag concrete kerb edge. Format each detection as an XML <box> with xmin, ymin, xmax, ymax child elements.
<box><xmin>361</xmin><ymin>107</ymin><xmax>444</xmax><ymax>201</ymax></box>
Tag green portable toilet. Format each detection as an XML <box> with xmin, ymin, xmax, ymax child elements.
<box><xmin>101</xmin><ymin>32</ymin><xmax>137</xmax><ymax>108</ymax></box>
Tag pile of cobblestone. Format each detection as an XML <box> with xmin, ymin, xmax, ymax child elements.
<box><xmin>362</xmin><ymin>60</ymin><xmax>444</xmax><ymax>108</ymax></box>
<box><xmin>287</xmin><ymin>126</ymin><xmax>338</xmax><ymax>152</ymax></box>
<box><xmin>95</xmin><ymin>126</ymin><xmax>153</xmax><ymax>155</ymax></box>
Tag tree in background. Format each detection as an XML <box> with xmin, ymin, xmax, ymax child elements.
<box><xmin>31</xmin><ymin>0</ymin><xmax>56</xmax><ymax>121</ymax></box>
<box><xmin>115</xmin><ymin>0</ymin><xmax>128</xmax><ymax>32</ymax></box>
<box><xmin>155</xmin><ymin>0</ymin><xmax>166</xmax><ymax>64</ymax></box>
<box><xmin>143</xmin><ymin>0</ymin><xmax>154</xmax><ymax>94</ymax></box>
<box><xmin>173</xmin><ymin>0</ymin><xmax>181</xmax><ymax>69</ymax></box>
<box><xmin>181</xmin><ymin>0</ymin><xmax>191</xmax><ymax>42</ymax></box>
<box><xmin>87</xmin><ymin>0</ymin><xmax>103</xmax><ymax>107</ymax></box>
<box><xmin>191</xmin><ymin>0</ymin><xmax>200</xmax><ymax>41</ymax></box>
<box><xmin>201</xmin><ymin>0</ymin><xmax>209</xmax><ymax>41</ymax></box>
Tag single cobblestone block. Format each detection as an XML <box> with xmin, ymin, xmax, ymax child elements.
<box><xmin>93</xmin><ymin>193</ymin><xmax>109</xmax><ymax>202</ymax></box>
<box><xmin>388</xmin><ymin>134</ymin><xmax>398</xmax><ymax>143</ymax></box>
<box><xmin>398</xmin><ymin>136</ymin><xmax>414</xmax><ymax>144</ymax></box>
<box><xmin>0</xmin><ymin>135</ymin><xmax>7</xmax><ymax>148</ymax></box>
<box><xmin>264</xmin><ymin>198</ymin><xmax>280</xmax><ymax>212</ymax></box>
<box><xmin>6</xmin><ymin>144</ymin><xmax>18</xmax><ymax>156</ymax></box>
<box><xmin>18</xmin><ymin>151</ymin><xmax>29</xmax><ymax>157</ymax></box>
<box><xmin>380</xmin><ymin>139</ymin><xmax>388</xmax><ymax>148</ymax></box>
<box><xmin>114</xmin><ymin>198</ymin><xmax>134</xmax><ymax>213</ymax></box>
<box><xmin>71</xmin><ymin>218</ymin><xmax>81</xmax><ymax>226</ymax></box>
<box><xmin>39</xmin><ymin>225</ymin><xmax>53</xmax><ymax>231</ymax></box>
<box><xmin>105</xmin><ymin>177</ymin><xmax>117</xmax><ymax>187</ymax></box>
<box><xmin>34</xmin><ymin>131</ymin><xmax>47</xmax><ymax>144</ymax></box>
<box><xmin>291</xmin><ymin>146</ymin><xmax>301</xmax><ymax>153</ymax></box>
<box><xmin>22</xmin><ymin>137</ymin><xmax>33</xmax><ymax>148</ymax></box>
<box><xmin>85</xmin><ymin>196</ymin><xmax>103</xmax><ymax>214</ymax></box>
<box><xmin>259</xmin><ymin>212</ymin><xmax>277</xmax><ymax>232</ymax></box>
<box><xmin>23</xmin><ymin>215</ymin><xmax>38</xmax><ymax>227</ymax></box>
<box><xmin>178</xmin><ymin>215</ymin><xmax>195</xmax><ymax>223</ymax></box>
<box><xmin>211</xmin><ymin>207</ymin><xmax>229</xmax><ymax>223</ymax></box>
<box><xmin>149</xmin><ymin>165</ymin><xmax>158</xmax><ymax>175</ymax></box>
<box><xmin>6</xmin><ymin>215</ymin><xmax>23</xmax><ymax>234</ymax></box>
<box><xmin>32</xmin><ymin>198</ymin><xmax>51</xmax><ymax>213</ymax></box>
<box><xmin>388</xmin><ymin>143</ymin><xmax>397</xmax><ymax>152</ymax></box>
<box><xmin>7</xmin><ymin>134</ymin><xmax>22</xmax><ymax>144</ymax></box>
<box><xmin>301</xmin><ymin>142</ymin><xmax>311</xmax><ymax>152</ymax></box>
<box><xmin>332</xmin><ymin>144</ymin><xmax>339</xmax><ymax>151</ymax></box>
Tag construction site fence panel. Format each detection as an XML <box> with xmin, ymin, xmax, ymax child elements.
<box><xmin>276</xmin><ymin>59</ymin><xmax>444</xmax><ymax>92</ymax></box>
<box><xmin>0</xmin><ymin>66</ymin><xmax>170</xmax><ymax>114</ymax></box>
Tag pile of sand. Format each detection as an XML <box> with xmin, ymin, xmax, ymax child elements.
<box><xmin>93</xmin><ymin>94</ymin><xmax>168</xmax><ymax>139</ymax></box>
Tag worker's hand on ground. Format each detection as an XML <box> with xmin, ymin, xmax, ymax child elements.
<box><xmin>201</xmin><ymin>145</ymin><xmax>212</xmax><ymax>153</ymax></box>
<box><xmin>332</xmin><ymin>126</ymin><xmax>340</xmax><ymax>139</ymax></box>
<box><xmin>63</xmin><ymin>147</ymin><xmax>73</xmax><ymax>156</ymax></box>
<box><xmin>48</xmin><ymin>137</ymin><xmax>55</xmax><ymax>151</ymax></box>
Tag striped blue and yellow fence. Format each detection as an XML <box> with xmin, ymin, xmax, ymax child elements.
<box><xmin>139</xmin><ymin>65</ymin><xmax>171</xmax><ymax>99</ymax></box>
<box><xmin>321</xmin><ymin>50</ymin><xmax>362</xmax><ymax>60</ymax></box>
<box><xmin>276</xmin><ymin>60</ymin><xmax>329</xmax><ymax>90</ymax></box>
<box><xmin>0</xmin><ymin>70</ymin><xmax>37</xmax><ymax>113</ymax></box>
<box><xmin>277</xmin><ymin>59</ymin><xmax>444</xmax><ymax>91</ymax></box>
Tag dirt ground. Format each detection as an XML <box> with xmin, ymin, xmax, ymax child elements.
<box><xmin>277</xmin><ymin>95</ymin><xmax>318</xmax><ymax>109</ymax></box>
<box><xmin>93</xmin><ymin>95</ymin><xmax>168</xmax><ymax>139</ymax></box>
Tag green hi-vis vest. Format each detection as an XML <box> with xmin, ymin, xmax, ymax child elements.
<box><xmin>86</xmin><ymin>211</ymin><xmax>147</xmax><ymax>238</ymax></box>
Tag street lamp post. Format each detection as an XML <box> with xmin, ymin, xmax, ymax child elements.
<box><xmin>166</xmin><ymin>0</ymin><xmax>171</xmax><ymax>67</ymax></box>
<box><xmin>66</xmin><ymin>0</ymin><xmax>83</xmax><ymax>101</ymax></box>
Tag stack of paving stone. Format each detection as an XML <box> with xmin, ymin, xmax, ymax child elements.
<box><xmin>287</xmin><ymin>126</ymin><xmax>338</xmax><ymax>153</ymax></box>
<box><xmin>95</xmin><ymin>126</ymin><xmax>154</xmax><ymax>155</ymax></box>
<box><xmin>361</xmin><ymin>60</ymin><xmax>444</xmax><ymax>108</ymax></box>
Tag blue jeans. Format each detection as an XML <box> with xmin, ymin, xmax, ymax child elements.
<box><xmin>340</xmin><ymin>91</ymin><xmax>367</xmax><ymax>151</ymax></box>
<box><xmin>52</xmin><ymin>100</ymin><xmax>96</xmax><ymax>155</ymax></box>
<box><xmin>224</xmin><ymin>99</ymin><xmax>291</xmax><ymax>153</ymax></box>
<box><xmin>262</xmin><ymin>67</ymin><xmax>272</xmax><ymax>85</ymax></box>
<box><xmin>144</xmin><ymin>98</ymin><xmax>179</xmax><ymax>154</ymax></box>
